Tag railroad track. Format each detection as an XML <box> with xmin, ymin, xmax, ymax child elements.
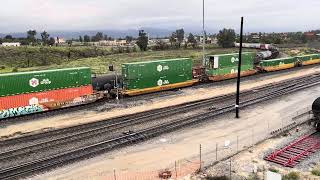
<box><xmin>264</xmin><ymin>132</ymin><xmax>320</xmax><ymax>167</ymax></box>
<box><xmin>0</xmin><ymin>82</ymin><xmax>286</xmax><ymax>163</ymax></box>
<box><xmin>0</xmin><ymin>76</ymin><xmax>294</xmax><ymax>147</ymax></box>
<box><xmin>1</xmin><ymin>73</ymin><xmax>320</xmax><ymax>179</ymax></box>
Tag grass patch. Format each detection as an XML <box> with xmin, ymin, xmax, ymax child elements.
<box><xmin>205</xmin><ymin>175</ymin><xmax>229</xmax><ymax>180</ymax></box>
<box><xmin>283</xmin><ymin>172</ymin><xmax>300</xmax><ymax>180</ymax></box>
<box><xmin>311</xmin><ymin>166</ymin><xmax>320</xmax><ymax>176</ymax></box>
<box><xmin>1</xmin><ymin>48</ymin><xmax>251</xmax><ymax>74</ymax></box>
<box><xmin>268</xmin><ymin>167</ymin><xmax>279</xmax><ymax>173</ymax></box>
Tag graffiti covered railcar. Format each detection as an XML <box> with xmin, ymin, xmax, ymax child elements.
<box><xmin>0</xmin><ymin>68</ymin><xmax>97</xmax><ymax>120</ymax></box>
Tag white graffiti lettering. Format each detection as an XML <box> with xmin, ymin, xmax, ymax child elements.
<box><xmin>0</xmin><ymin>105</ymin><xmax>43</xmax><ymax>119</ymax></box>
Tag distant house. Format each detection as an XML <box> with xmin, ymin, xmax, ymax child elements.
<box><xmin>1</xmin><ymin>42</ymin><xmax>21</xmax><ymax>47</ymax></box>
<box><xmin>54</xmin><ymin>37</ymin><xmax>66</xmax><ymax>44</ymax></box>
<box><xmin>98</xmin><ymin>40</ymin><xmax>127</xmax><ymax>46</ymax></box>
<box><xmin>304</xmin><ymin>32</ymin><xmax>316</xmax><ymax>36</ymax></box>
<box><xmin>304</xmin><ymin>32</ymin><xmax>316</xmax><ymax>38</ymax></box>
<box><xmin>250</xmin><ymin>33</ymin><xmax>260</xmax><ymax>39</ymax></box>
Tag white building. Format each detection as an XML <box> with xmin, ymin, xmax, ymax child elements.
<box><xmin>98</xmin><ymin>40</ymin><xmax>127</xmax><ymax>46</ymax></box>
<box><xmin>1</xmin><ymin>42</ymin><xmax>21</xmax><ymax>47</ymax></box>
<box><xmin>54</xmin><ymin>37</ymin><xmax>66</xmax><ymax>44</ymax></box>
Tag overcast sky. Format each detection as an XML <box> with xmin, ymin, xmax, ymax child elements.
<box><xmin>1</xmin><ymin>0</ymin><xmax>319</xmax><ymax>33</ymax></box>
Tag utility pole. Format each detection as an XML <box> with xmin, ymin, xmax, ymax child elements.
<box><xmin>202</xmin><ymin>0</ymin><xmax>206</xmax><ymax>66</ymax></box>
<box><xmin>236</xmin><ymin>17</ymin><xmax>244</xmax><ymax>118</ymax></box>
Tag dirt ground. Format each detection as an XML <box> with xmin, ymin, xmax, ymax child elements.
<box><xmin>1</xmin><ymin>66</ymin><xmax>320</xmax><ymax>140</ymax></box>
<box><xmin>199</xmin><ymin>124</ymin><xmax>320</xmax><ymax>180</ymax></box>
<box><xmin>31</xmin><ymin>84</ymin><xmax>320</xmax><ymax>180</ymax></box>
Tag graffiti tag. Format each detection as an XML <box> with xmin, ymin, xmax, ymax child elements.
<box><xmin>0</xmin><ymin>105</ymin><xmax>43</xmax><ymax>119</ymax></box>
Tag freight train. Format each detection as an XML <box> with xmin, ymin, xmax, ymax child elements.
<box><xmin>1</xmin><ymin>47</ymin><xmax>320</xmax><ymax>120</ymax></box>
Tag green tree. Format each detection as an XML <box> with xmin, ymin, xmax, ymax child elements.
<box><xmin>27</xmin><ymin>30</ymin><xmax>37</xmax><ymax>44</ymax></box>
<box><xmin>169</xmin><ymin>32</ymin><xmax>177</xmax><ymax>48</ymax></box>
<box><xmin>217</xmin><ymin>28</ymin><xmax>236</xmax><ymax>48</ymax></box>
<box><xmin>104</xmin><ymin>35</ymin><xmax>108</xmax><ymax>40</ymax></box>
<box><xmin>136</xmin><ymin>30</ymin><xmax>148</xmax><ymax>51</ymax></box>
<box><xmin>79</xmin><ymin>36</ymin><xmax>83</xmax><ymax>43</ymax></box>
<box><xmin>176</xmin><ymin>28</ymin><xmax>185</xmax><ymax>47</ymax></box>
<box><xmin>92</xmin><ymin>32</ymin><xmax>104</xmax><ymax>42</ymax></box>
<box><xmin>187</xmin><ymin>33</ymin><xmax>197</xmax><ymax>48</ymax></box>
<box><xmin>4</xmin><ymin>35</ymin><xmax>13</xmax><ymax>40</ymax></box>
<box><xmin>48</xmin><ymin>37</ymin><xmax>55</xmax><ymax>46</ymax></box>
<box><xmin>203</xmin><ymin>30</ymin><xmax>207</xmax><ymax>42</ymax></box>
<box><xmin>84</xmin><ymin>35</ymin><xmax>91</xmax><ymax>42</ymax></box>
<box><xmin>154</xmin><ymin>40</ymin><xmax>168</xmax><ymax>50</ymax></box>
<box><xmin>125</xmin><ymin>36</ymin><xmax>133</xmax><ymax>43</ymax></box>
<box><xmin>41</xmin><ymin>31</ymin><xmax>50</xmax><ymax>45</ymax></box>
<box><xmin>301</xmin><ymin>34</ymin><xmax>308</xmax><ymax>43</ymax></box>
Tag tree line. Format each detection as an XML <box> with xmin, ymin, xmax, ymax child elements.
<box><xmin>1</xmin><ymin>28</ymin><xmax>319</xmax><ymax>50</ymax></box>
<box><xmin>0</xmin><ymin>30</ymin><xmax>55</xmax><ymax>46</ymax></box>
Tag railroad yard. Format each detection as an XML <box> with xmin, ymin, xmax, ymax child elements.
<box><xmin>1</xmin><ymin>64</ymin><xmax>320</xmax><ymax>139</ymax></box>
<box><xmin>20</xmin><ymin>74</ymin><xmax>320</xmax><ymax>179</ymax></box>
<box><xmin>1</xmin><ymin>1</ymin><xmax>320</xmax><ymax>179</ymax></box>
<box><xmin>1</xmin><ymin>62</ymin><xmax>320</xmax><ymax>179</ymax></box>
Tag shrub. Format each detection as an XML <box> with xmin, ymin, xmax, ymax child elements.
<box><xmin>311</xmin><ymin>167</ymin><xmax>320</xmax><ymax>176</ymax></box>
<box><xmin>283</xmin><ymin>172</ymin><xmax>300</xmax><ymax>180</ymax></box>
<box><xmin>11</xmin><ymin>67</ymin><xmax>18</xmax><ymax>72</ymax></box>
<box><xmin>247</xmin><ymin>173</ymin><xmax>260</xmax><ymax>180</ymax></box>
<box><xmin>268</xmin><ymin>167</ymin><xmax>279</xmax><ymax>173</ymax></box>
<box><xmin>206</xmin><ymin>175</ymin><xmax>229</xmax><ymax>180</ymax></box>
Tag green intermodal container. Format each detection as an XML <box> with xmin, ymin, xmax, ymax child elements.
<box><xmin>122</xmin><ymin>58</ymin><xmax>193</xmax><ymax>90</ymax></box>
<box><xmin>206</xmin><ymin>64</ymin><xmax>253</xmax><ymax>76</ymax></box>
<box><xmin>295</xmin><ymin>54</ymin><xmax>319</xmax><ymax>61</ymax></box>
<box><xmin>0</xmin><ymin>67</ymin><xmax>92</xmax><ymax>97</ymax></box>
<box><xmin>206</xmin><ymin>52</ymin><xmax>255</xmax><ymax>69</ymax></box>
<box><xmin>259</xmin><ymin>57</ymin><xmax>296</xmax><ymax>67</ymax></box>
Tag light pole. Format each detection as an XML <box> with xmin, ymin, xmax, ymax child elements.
<box><xmin>202</xmin><ymin>0</ymin><xmax>206</xmax><ymax>66</ymax></box>
<box><xmin>236</xmin><ymin>17</ymin><xmax>244</xmax><ymax>118</ymax></box>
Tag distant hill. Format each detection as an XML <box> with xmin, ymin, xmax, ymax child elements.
<box><xmin>0</xmin><ymin>27</ymin><xmax>175</xmax><ymax>40</ymax></box>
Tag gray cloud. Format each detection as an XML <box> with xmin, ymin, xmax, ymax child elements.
<box><xmin>0</xmin><ymin>0</ymin><xmax>319</xmax><ymax>33</ymax></box>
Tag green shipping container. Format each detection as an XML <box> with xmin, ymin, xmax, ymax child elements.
<box><xmin>206</xmin><ymin>52</ymin><xmax>255</xmax><ymax>69</ymax></box>
<box><xmin>259</xmin><ymin>57</ymin><xmax>296</xmax><ymax>67</ymax></box>
<box><xmin>0</xmin><ymin>67</ymin><xmax>92</xmax><ymax>97</ymax></box>
<box><xmin>206</xmin><ymin>64</ymin><xmax>253</xmax><ymax>76</ymax></box>
<box><xmin>295</xmin><ymin>54</ymin><xmax>319</xmax><ymax>61</ymax></box>
<box><xmin>122</xmin><ymin>58</ymin><xmax>193</xmax><ymax>90</ymax></box>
